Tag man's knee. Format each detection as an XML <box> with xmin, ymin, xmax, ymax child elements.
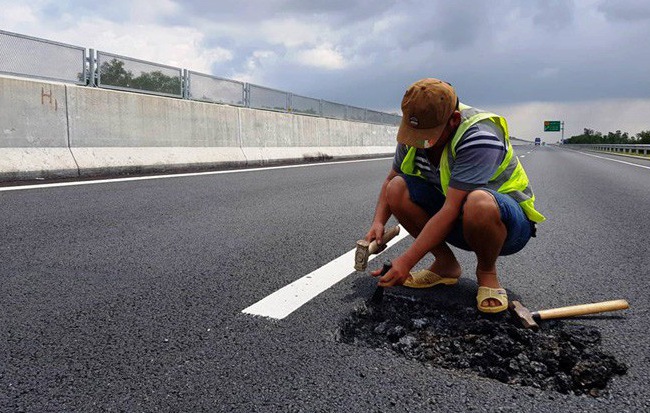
<box><xmin>385</xmin><ymin>175</ymin><xmax>408</xmax><ymax>210</ymax></box>
<box><xmin>463</xmin><ymin>190</ymin><xmax>501</xmax><ymax>226</ymax></box>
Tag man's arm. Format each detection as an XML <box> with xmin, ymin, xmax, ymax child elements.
<box><xmin>364</xmin><ymin>169</ymin><xmax>398</xmax><ymax>244</ymax></box>
<box><xmin>365</xmin><ymin>144</ymin><xmax>407</xmax><ymax>243</ymax></box>
<box><xmin>376</xmin><ymin>186</ymin><xmax>468</xmax><ymax>287</ymax></box>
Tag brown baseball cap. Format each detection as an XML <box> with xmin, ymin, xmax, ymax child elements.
<box><xmin>397</xmin><ymin>78</ymin><xmax>458</xmax><ymax>148</ymax></box>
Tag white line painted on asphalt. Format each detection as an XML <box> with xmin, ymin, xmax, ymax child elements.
<box><xmin>242</xmin><ymin>226</ymin><xmax>410</xmax><ymax>319</ymax></box>
<box><xmin>0</xmin><ymin>157</ymin><xmax>393</xmax><ymax>192</ymax></box>
<box><xmin>576</xmin><ymin>151</ymin><xmax>650</xmax><ymax>170</ymax></box>
<box><xmin>520</xmin><ymin>155</ymin><xmax>526</xmax><ymax>158</ymax></box>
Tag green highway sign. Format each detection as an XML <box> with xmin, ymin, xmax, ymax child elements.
<box><xmin>544</xmin><ymin>120</ymin><xmax>561</xmax><ymax>132</ymax></box>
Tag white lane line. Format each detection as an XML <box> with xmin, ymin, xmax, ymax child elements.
<box><xmin>0</xmin><ymin>157</ymin><xmax>393</xmax><ymax>192</ymax></box>
<box><xmin>576</xmin><ymin>151</ymin><xmax>650</xmax><ymax>170</ymax></box>
<box><xmin>242</xmin><ymin>226</ymin><xmax>410</xmax><ymax>319</ymax></box>
<box><xmin>520</xmin><ymin>155</ymin><xmax>526</xmax><ymax>158</ymax></box>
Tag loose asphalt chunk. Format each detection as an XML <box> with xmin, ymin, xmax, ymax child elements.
<box><xmin>337</xmin><ymin>294</ymin><xmax>627</xmax><ymax>397</ymax></box>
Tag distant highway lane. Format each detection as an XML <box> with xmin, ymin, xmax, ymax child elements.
<box><xmin>1</xmin><ymin>146</ymin><xmax>649</xmax><ymax>412</ymax></box>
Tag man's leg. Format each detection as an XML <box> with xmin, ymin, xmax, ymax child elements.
<box><xmin>462</xmin><ymin>190</ymin><xmax>507</xmax><ymax>308</ymax></box>
<box><xmin>384</xmin><ymin>176</ymin><xmax>461</xmax><ymax>278</ymax></box>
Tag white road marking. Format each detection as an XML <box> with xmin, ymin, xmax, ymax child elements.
<box><xmin>0</xmin><ymin>157</ymin><xmax>393</xmax><ymax>192</ymax></box>
<box><xmin>520</xmin><ymin>155</ymin><xmax>526</xmax><ymax>158</ymax></box>
<box><xmin>575</xmin><ymin>151</ymin><xmax>650</xmax><ymax>170</ymax></box>
<box><xmin>242</xmin><ymin>226</ymin><xmax>410</xmax><ymax>319</ymax></box>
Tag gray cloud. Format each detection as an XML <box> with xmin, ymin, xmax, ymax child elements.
<box><xmin>247</xmin><ymin>0</ymin><xmax>650</xmax><ymax>109</ymax></box>
<box><xmin>531</xmin><ymin>0</ymin><xmax>575</xmax><ymax>30</ymax></box>
<box><xmin>173</xmin><ymin>0</ymin><xmax>397</xmax><ymax>25</ymax></box>
<box><xmin>421</xmin><ymin>2</ymin><xmax>496</xmax><ymax>51</ymax></box>
<box><xmin>3</xmin><ymin>0</ymin><xmax>650</xmax><ymax>132</ymax></box>
<box><xmin>598</xmin><ymin>0</ymin><xmax>650</xmax><ymax>22</ymax></box>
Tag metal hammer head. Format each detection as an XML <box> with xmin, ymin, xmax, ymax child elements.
<box><xmin>354</xmin><ymin>239</ymin><xmax>387</xmax><ymax>271</ymax></box>
<box><xmin>354</xmin><ymin>226</ymin><xmax>400</xmax><ymax>272</ymax></box>
<box><xmin>354</xmin><ymin>240</ymin><xmax>371</xmax><ymax>271</ymax></box>
<box><xmin>509</xmin><ymin>300</ymin><xmax>539</xmax><ymax>330</ymax></box>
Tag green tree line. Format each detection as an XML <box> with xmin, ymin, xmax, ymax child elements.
<box><xmin>566</xmin><ymin>128</ymin><xmax>650</xmax><ymax>144</ymax></box>
<box><xmin>98</xmin><ymin>59</ymin><xmax>181</xmax><ymax>95</ymax></box>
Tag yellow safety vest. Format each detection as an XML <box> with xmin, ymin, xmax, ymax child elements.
<box><xmin>400</xmin><ymin>103</ymin><xmax>546</xmax><ymax>223</ymax></box>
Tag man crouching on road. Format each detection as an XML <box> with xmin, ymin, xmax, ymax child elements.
<box><xmin>366</xmin><ymin>78</ymin><xmax>545</xmax><ymax>313</ymax></box>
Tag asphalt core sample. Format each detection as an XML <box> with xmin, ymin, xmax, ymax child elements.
<box><xmin>337</xmin><ymin>293</ymin><xmax>626</xmax><ymax>396</ymax></box>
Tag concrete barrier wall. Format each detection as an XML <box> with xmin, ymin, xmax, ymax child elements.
<box><xmin>1</xmin><ymin>75</ymin><xmax>397</xmax><ymax>181</ymax></box>
<box><xmin>0</xmin><ymin>76</ymin><xmax>79</xmax><ymax>179</ymax></box>
<box><xmin>66</xmin><ymin>84</ymin><xmax>248</xmax><ymax>175</ymax></box>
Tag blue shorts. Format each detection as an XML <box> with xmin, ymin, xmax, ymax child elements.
<box><xmin>402</xmin><ymin>175</ymin><xmax>534</xmax><ymax>256</ymax></box>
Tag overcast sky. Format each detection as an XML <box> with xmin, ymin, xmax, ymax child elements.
<box><xmin>2</xmin><ymin>0</ymin><xmax>649</xmax><ymax>141</ymax></box>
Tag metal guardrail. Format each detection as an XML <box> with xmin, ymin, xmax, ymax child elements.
<box><xmin>0</xmin><ymin>29</ymin><xmax>86</xmax><ymax>85</ymax></box>
<box><xmin>187</xmin><ymin>71</ymin><xmax>245</xmax><ymax>106</ymax></box>
<box><xmin>248</xmin><ymin>83</ymin><xmax>289</xmax><ymax>112</ymax></box>
<box><xmin>0</xmin><ymin>29</ymin><xmax>400</xmax><ymax>126</ymax></box>
<box><xmin>290</xmin><ymin>93</ymin><xmax>321</xmax><ymax>116</ymax></box>
<box><xmin>565</xmin><ymin>144</ymin><xmax>650</xmax><ymax>155</ymax></box>
<box><xmin>96</xmin><ymin>51</ymin><xmax>184</xmax><ymax>98</ymax></box>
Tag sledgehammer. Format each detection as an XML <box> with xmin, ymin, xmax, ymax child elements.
<box><xmin>354</xmin><ymin>225</ymin><xmax>400</xmax><ymax>271</ymax></box>
<box><xmin>510</xmin><ymin>299</ymin><xmax>630</xmax><ymax>330</ymax></box>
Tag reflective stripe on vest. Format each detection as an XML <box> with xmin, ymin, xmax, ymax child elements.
<box><xmin>442</xmin><ymin>103</ymin><xmax>545</xmax><ymax>223</ymax></box>
<box><xmin>399</xmin><ymin>145</ymin><xmax>423</xmax><ymax>178</ymax></box>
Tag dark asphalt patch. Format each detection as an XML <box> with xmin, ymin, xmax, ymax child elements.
<box><xmin>337</xmin><ymin>294</ymin><xmax>626</xmax><ymax>397</ymax></box>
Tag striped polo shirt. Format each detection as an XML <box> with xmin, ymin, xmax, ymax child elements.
<box><xmin>392</xmin><ymin>119</ymin><xmax>507</xmax><ymax>191</ymax></box>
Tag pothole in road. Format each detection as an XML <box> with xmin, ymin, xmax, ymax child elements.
<box><xmin>337</xmin><ymin>294</ymin><xmax>626</xmax><ymax>396</ymax></box>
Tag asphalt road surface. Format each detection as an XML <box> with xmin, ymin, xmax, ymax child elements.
<box><xmin>2</xmin><ymin>145</ymin><xmax>649</xmax><ymax>412</ymax></box>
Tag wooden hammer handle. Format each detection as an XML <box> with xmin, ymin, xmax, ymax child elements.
<box><xmin>535</xmin><ymin>299</ymin><xmax>629</xmax><ymax>320</ymax></box>
<box><xmin>368</xmin><ymin>225</ymin><xmax>400</xmax><ymax>254</ymax></box>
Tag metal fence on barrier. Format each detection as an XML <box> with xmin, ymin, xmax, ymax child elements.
<box><xmin>0</xmin><ymin>29</ymin><xmax>86</xmax><ymax>85</ymax></box>
<box><xmin>290</xmin><ymin>94</ymin><xmax>320</xmax><ymax>116</ymax></box>
<box><xmin>566</xmin><ymin>143</ymin><xmax>650</xmax><ymax>155</ymax></box>
<box><xmin>346</xmin><ymin>105</ymin><xmax>366</xmax><ymax>122</ymax></box>
<box><xmin>0</xmin><ymin>29</ymin><xmax>400</xmax><ymax>125</ymax></box>
<box><xmin>97</xmin><ymin>51</ymin><xmax>183</xmax><ymax>98</ymax></box>
<box><xmin>321</xmin><ymin>100</ymin><xmax>347</xmax><ymax>120</ymax></box>
<box><xmin>187</xmin><ymin>72</ymin><xmax>245</xmax><ymax>106</ymax></box>
<box><xmin>248</xmin><ymin>84</ymin><xmax>289</xmax><ymax>112</ymax></box>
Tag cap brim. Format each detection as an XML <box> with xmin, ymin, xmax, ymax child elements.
<box><xmin>396</xmin><ymin>117</ymin><xmax>445</xmax><ymax>148</ymax></box>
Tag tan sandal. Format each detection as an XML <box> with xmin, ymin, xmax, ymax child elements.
<box><xmin>476</xmin><ymin>286</ymin><xmax>508</xmax><ymax>313</ymax></box>
<box><xmin>403</xmin><ymin>269</ymin><xmax>459</xmax><ymax>289</ymax></box>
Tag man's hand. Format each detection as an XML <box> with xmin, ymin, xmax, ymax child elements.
<box><xmin>371</xmin><ymin>258</ymin><xmax>410</xmax><ymax>287</ymax></box>
<box><xmin>364</xmin><ymin>222</ymin><xmax>385</xmax><ymax>246</ymax></box>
